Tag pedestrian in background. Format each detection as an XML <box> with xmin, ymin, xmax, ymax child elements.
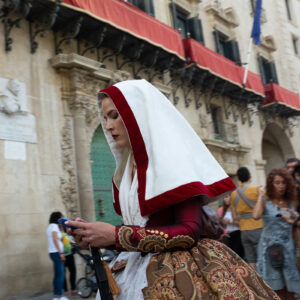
<box><xmin>219</xmin><ymin>195</ymin><xmax>244</xmax><ymax>258</ymax></box>
<box><xmin>62</xmin><ymin>230</ymin><xmax>77</xmax><ymax>296</ymax></box>
<box><xmin>286</xmin><ymin>158</ymin><xmax>300</xmax><ymax>176</ymax></box>
<box><xmin>253</xmin><ymin>169</ymin><xmax>300</xmax><ymax>299</ymax></box>
<box><xmin>47</xmin><ymin>211</ymin><xmax>69</xmax><ymax>300</ymax></box>
<box><xmin>230</xmin><ymin>167</ymin><xmax>263</xmax><ymax>269</ymax></box>
<box><xmin>292</xmin><ymin>164</ymin><xmax>300</xmax><ymax>213</ymax></box>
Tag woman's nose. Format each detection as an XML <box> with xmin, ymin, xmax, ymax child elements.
<box><xmin>105</xmin><ymin>119</ymin><xmax>113</xmax><ymax>130</ymax></box>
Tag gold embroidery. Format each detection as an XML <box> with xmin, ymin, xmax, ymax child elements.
<box><xmin>137</xmin><ymin>228</ymin><xmax>147</xmax><ymax>238</ymax></box>
<box><xmin>118</xmin><ymin>226</ymin><xmax>195</xmax><ymax>252</ymax></box>
<box><xmin>138</xmin><ymin>235</ymin><xmax>195</xmax><ymax>252</ymax></box>
<box><xmin>118</xmin><ymin>226</ymin><xmax>137</xmax><ymax>251</ymax></box>
<box><xmin>166</xmin><ymin>235</ymin><xmax>194</xmax><ymax>249</ymax></box>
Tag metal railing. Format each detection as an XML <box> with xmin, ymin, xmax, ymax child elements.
<box><xmin>209</xmin><ymin>121</ymin><xmax>239</xmax><ymax>144</ymax></box>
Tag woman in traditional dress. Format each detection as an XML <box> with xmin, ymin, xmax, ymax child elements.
<box><xmin>253</xmin><ymin>169</ymin><xmax>300</xmax><ymax>299</ymax></box>
<box><xmin>67</xmin><ymin>79</ymin><xmax>278</xmax><ymax>299</ymax></box>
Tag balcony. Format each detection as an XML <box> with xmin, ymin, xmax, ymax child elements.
<box><xmin>208</xmin><ymin>121</ymin><xmax>239</xmax><ymax>144</ymax></box>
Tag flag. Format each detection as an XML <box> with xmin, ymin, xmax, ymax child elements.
<box><xmin>251</xmin><ymin>0</ymin><xmax>262</xmax><ymax>45</ymax></box>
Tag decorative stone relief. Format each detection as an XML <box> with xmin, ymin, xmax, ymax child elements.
<box><xmin>109</xmin><ymin>70</ymin><xmax>131</xmax><ymax>85</ymax></box>
<box><xmin>60</xmin><ymin>117</ymin><xmax>80</xmax><ymax>219</ymax></box>
<box><xmin>0</xmin><ymin>78</ymin><xmax>27</xmax><ymax>114</ymax></box>
<box><xmin>205</xmin><ymin>3</ymin><xmax>239</xmax><ymax>28</ymax></box>
<box><xmin>86</xmin><ymin>102</ymin><xmax>99</xmax><ymax>125</ymax></box>
<box><xmin>199</xmin><ymin>113</ymin><xmax>208</xmax><ymax>128</ymax></box>
<box><xmin>0</xmin><ymin>77</ymin><xmax>37</xmax><ymax>143</ymax></box>
<box><xmin>261</xmin><ymin>35</ymin><xmax>277</xmax><ymax>52</ymax></box>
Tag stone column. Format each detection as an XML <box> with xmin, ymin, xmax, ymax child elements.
<box><xmin>73</xmin><ymin>107</ymin><xmax>95</xmax><ymax>222</ymax></box>
<box><xmin>255</xmin><ymin>159</ymin><xmax>267</xmax><ymax>186</ymax></box>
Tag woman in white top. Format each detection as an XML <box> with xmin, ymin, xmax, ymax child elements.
<box><xmin>46</xmin><ymin>211</ymin><xmax>68</xmax><ymax>300</ymax></box>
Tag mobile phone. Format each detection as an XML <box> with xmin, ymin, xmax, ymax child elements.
<box><xmin>58</xmin><ymin>217</ymin><xmax>79</xmax><ymax>229</ymax></box>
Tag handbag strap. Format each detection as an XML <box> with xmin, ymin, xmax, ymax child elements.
<box><xmin>91</xmin><ymin>247</ymin><xmax>113</xmax><ymax>300</ymax></box>
<box><xmin>234</xmin><ymin>184</ymin><xmax>257</xmax><ymax>219</ymax></box>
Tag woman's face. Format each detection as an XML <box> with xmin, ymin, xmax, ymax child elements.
<box><xmin>273</xmin><ymin>175</ymin><xmax>287</xmax><ymax>196</ymax></box>
<box><xmin>223</xmin><ymin>195</ymin><xmax>230</xmax><ymax>206</ymax></box>
<box><xmin>101</xmin><ymin>97</ymin><xmax>130</xmax><ymax>149</ymax></box>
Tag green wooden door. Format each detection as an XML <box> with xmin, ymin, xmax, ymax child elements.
<box><xmin>90</xmin><ymin>126</ymin><xmax>122</xmax><ymax>225</ymax></box>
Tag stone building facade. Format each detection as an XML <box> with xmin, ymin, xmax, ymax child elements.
<box><xmin>0</xmin><ymin>0</ymin><xmax>299</xmax><ymax>298</ymax></box>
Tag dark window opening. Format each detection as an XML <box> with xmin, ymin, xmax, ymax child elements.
<box><xmin>128</xmin><ymin>0</ymin><xmax>155</xmax><ymax>17</ymax></box>
<box><xmin>250</xmin><ymin>0</ymin><xmax>256</xmax><ymax>12</ymax></box>
<box><xmin>292</xmin><ymin>36</ymin><xmax>298</xmax><ymax>55</ymax></box>
<box><xmin>211</xmin><ymin>106</ymin><xmax>222</xmax><ymax>139</ymax></box>
<box><xmin>257</xmin><ymin>55</ymin><xmax>278</xmax><ymax>85</ymax></box>
<box><xmin>170</xmin><ymin>3</ymin><xmax>205</xmax><ymax>44</ymax></box>
<box><xmin>285</xmin><ymin>0</ymin><xmax>292</xmax><ymax>20</ymax></box>
<box><xmin>213</xmin><ymin>30</ymin><xmax>241</xmax><ymax>65</ymax></box>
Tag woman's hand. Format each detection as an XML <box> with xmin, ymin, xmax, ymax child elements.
<box><xmin>66</xmin><ymin>219</ymin><xmax>116</xmax><ymax>249</ymax></box>
<box><xmin>280</xmin><ymin>208</ymin><xmax>294</xmax><ymax>225</ymax></box>
<box><xmin>221</xmin><ymin>218</ymin><xmax>230</xmax><ymax>226</ymax></box>
<box><xmin>257</xmin><ymin>186</ymin><xmax>265</xmax><ymax>197</ymax></box>
<box><xmin>252</xmin><ymin>188</ymin><xmax>265</xmax><ymax>220</ymax></box>
<box><xmin>59</xmin><ymin>253</ymin><xmax>66</xmax><ymax>262</ymax></box>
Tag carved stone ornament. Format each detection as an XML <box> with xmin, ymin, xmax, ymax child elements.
<box><xmin>0</xmin><ymin>79</ymin><xmax>23</xmax><ymax>114</ymax></box>
<box><xmin>109</xmin><ymin>70</ymin><xmax>132</xmax><ymax>86</ymax></box>
<box><xmin>199</xmin><ymin>113</ymin><xmax>208</xmax><ymax>128</ymax></box>
<box><xmin>260</xmin><ymin>35</ymin><xmax>277</xmax><ymax>52</ymax></box>
<box><xmin>86</xmin><ymin>102</ymin><xmax>99</xmax><ymax>124</ymax></box>
<box><xmin>60</xmin><ymin>117</ymin><xmax>79</xmax><ymax>219</ymax></box>
<box><xmin>205</xmin><ymin>3</ymin><xmax>239</xmax><ymax>28</ymax></box>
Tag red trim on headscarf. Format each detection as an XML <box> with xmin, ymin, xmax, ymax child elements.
<box><xmin>101</xmin><ymin>86</ymin><xmax>236</xmax><ymax>217</ymax></box>
<box><xmin>141</xmin><ymin>176</ymin><xmax>236</xmax><ymax>216</ymax></box>
<box><xmin>101</xmin><ymin>86</ymin><xmax>149</xmax><ymax>216</ymax></box>
<box><xmin>112</xmin><ymin>181</ymin><xmax>121</xmax><ymax>216</ymax></box>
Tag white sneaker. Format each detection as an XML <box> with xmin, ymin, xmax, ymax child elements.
<box><xmin>59</xmin><ymin>297</ymin><xmax>69</xmax><ymax>300</ymax></box>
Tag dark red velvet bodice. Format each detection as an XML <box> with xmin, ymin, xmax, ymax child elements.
<box><xmin>115</xmin><ymin>197</ymin><xmax>222</xmax><ymax>252</ymax></box>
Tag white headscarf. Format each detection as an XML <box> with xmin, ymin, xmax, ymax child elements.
<box><xmin>98</xmin><ymin>79</ymin><xmax>235</xmax><ymax>217</ymax></box>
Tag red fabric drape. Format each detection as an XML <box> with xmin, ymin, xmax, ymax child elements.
<box><xmin>264</xmin><ymin>83</ymin><xmax>300</xmax><ymax>110</ymax></box>
<box><xmin>62</xmin><ymin>0</ymin><xmax>185</xmax><ymax>60</ymax></box>
<box><xmin>183</xmin><ymin>38</ymin><xmax>264</xmax><ymax>96</ymax></box>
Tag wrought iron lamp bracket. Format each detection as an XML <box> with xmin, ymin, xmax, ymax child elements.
<box><xmin>101</xmin><ymin>34</ymin><xmax>127</xmax><ymax>64</ymax></box>
<box><xmin>116</xmin><ymin>42</ymin><xmax>145</xmax><ymax>71</ymax></box>
<box><xmin>54</xmin><ymin>16</ymin><xmax>83</xmax><ymax>54</ymax></box>
<box><xmin>77</xmin><ymin>25</ymin><xmax>108</xmax><ymax>58</ymax></box>
<box><xmin>203</xmin><ymin>77</ymin><xmax>218</xmax><ymax>113</ymax></box>
<box><xmin>0</xmin><ymin>0</ymin><xmax>22</xmax><ymax>52</ymax></box>
<box><xmin>193</xmin><ymin>86</ymin><xmax>202</xmax><ymax>109</ymax></box>
<box><xmin>166</xmin><ymin>77</ymin><xmax>181</xmax><ymax>105</ymax></box>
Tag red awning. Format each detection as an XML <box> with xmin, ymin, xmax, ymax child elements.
<box><xmin>183</xmin><ymin>38</ymin><xmax>264</xmax><ymax>97</ymax></box>
<box><xmin>263</xmin><ymin>83</ymin><xmax>300</xmax><ymax>111</ymax></box>
<box><xmin>62</xmin><ymin>0</ymin><xmax>185</xmax><ymax>60</ymax></box>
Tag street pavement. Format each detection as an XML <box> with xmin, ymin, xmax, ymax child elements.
<box><xmin>10</xmin><ymin>293</ymin><xmax>95</xmax><ymax>300</ymax></box>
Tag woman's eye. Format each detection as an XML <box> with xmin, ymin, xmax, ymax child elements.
<box><xmin>111</xmin><ymin>111</ymin><xmax>119</xmax><ymax>120</ymax></box>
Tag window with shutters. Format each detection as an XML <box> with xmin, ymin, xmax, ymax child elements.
<box><xmin>127</xmin><ymin>0</ymin><xmax>155</xmax><ymax>17</ymax></box>
<box><xmin>213</xmin><ymin>30</ymin><xmax>241</xmax><ymax>65</ymax></box>
<box><xmin>170</xmin><ymin>3</ymin><xmax>205</xmax><ymax>44</ymax></box>
<box><xmin>257</xmin><ymin>55</ymin><xmax>278</xmax><ymax>85</ymax></box>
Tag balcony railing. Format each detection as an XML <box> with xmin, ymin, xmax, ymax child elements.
<box><xmin>209</xmin><ymin>121</ymin><xmax>239</xmax><ymax>144</ymax></box>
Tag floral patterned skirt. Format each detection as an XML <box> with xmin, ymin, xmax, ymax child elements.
<box><xmin>142</xmin><ymin>239</ymin><xmax>279</xmax><ymax>300</ymax></box>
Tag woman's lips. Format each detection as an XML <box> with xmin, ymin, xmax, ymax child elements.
<box><xmin>112</xmin><ymin>135</ymin><xmax>119</xmax><ymax>140</ymax></box>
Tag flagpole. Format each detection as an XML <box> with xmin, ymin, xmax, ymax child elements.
<box><xmin>242</xmin><ymin>37</ymin><xmax>253</xmax><ymax>88</ymax></box>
